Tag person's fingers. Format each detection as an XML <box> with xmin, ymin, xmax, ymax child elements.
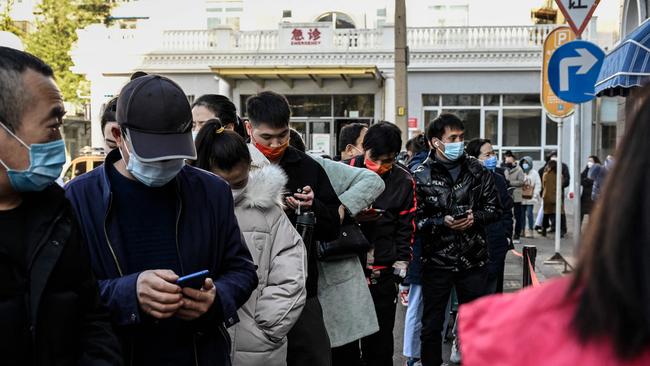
<box><xmin>203</xmin><ymin>278</ymin><xmax>215</xmax><ymax>291</ymax></box>
<box><xmin>146</xmin><ymin>299</ymin><xmax>183</xmax><ymax>314</ymax></box>
<box><xmin>286</xmin><ymin>197</ymin><xmax>299</xmax><ymax>208</ymax></box>
<box><xmin>182</xmin><ymin>287</ymin><xmax>207</xmax><ymax>301</ymax></box>
<box><xmin>293</xmin><ymin>193</ymin><xmax>311</xmax><ymax>201</ymax></box>
<box><xmin>150</xmin><ymin>277</ymin><xmax>182</xmax><ymax>294</ymax></box>
<box><xmin>181</xmin><ymin>298</ymin><xmax>208</xmax><ymax>313</ymax></box>
<box><xmin>302</xmin><ymin>186</ymin><xmax>312</xmax><ymax>193</ymax></box>
<box><xmin>144</xmin><ymin>290</ymin><xmax>183</xmax><ymax>304</ymax></box>
<box><xmin>148</xmin><ymin>309</ymin><xmax>175</xmax><ymax>319</ymax></box>
<box><xmin>153</xmin><ymin>269</ymin><xmax>180</xmax><ymax>283</ymax></box>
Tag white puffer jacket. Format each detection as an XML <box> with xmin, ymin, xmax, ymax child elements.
<box><xmin>228</xmin><ymin>164</ymin><xmax>307</xmax><ymax>366</ymax></box>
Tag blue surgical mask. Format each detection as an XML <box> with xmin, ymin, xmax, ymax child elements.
<box><xmin>0</xmin><ymin>122</ymin><xmax>66</xmax><ymax>192</ymax></box>
<box><xmin>483</xmin><ymin>156</ymin><xmax>497</xmax><ymax>171</ymax></box>
<box><xmin>522</xmin><ymin>163</ymin><xmax>531</xmax><ymax>171</ymax></box>
<box><xmin>122</xmin><ymin>140</ymin><xmax>184</xmax><ymax>187</ymax></box>
<box><xmin>438</xmin><ymin>141</ymin><xmax>464</xmax><ymax>161</ymax></box>
<box><xmin>192</xmin><ymin>131</ymin><xmax>199</xmax><ymax>141</ymax></box>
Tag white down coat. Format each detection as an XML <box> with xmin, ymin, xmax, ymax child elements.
<box><xmin>228</xmin><ymin>164</ymin><xmax>307</xmax><ymax>366</ymax></box>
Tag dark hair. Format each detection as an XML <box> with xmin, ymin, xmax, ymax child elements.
<box><xmin>130</xmin><ymin>71</ymin><xmax>148</xmax><ymax>80</ymax></box>
<box><xmin>338</xmin><ymin>122</ymin><xmax>367</xmax><ymax>153</ymax></box>
<box><xmin>101</xmin><ymin>97</ymin><xmax>118</xmax><ymax>134</ymax></box>
<box><xmin>465</xmin><ymin>138</ymin><xmax>492</xmax><ymax>158</ymax></box>
<box><xmin>406</xmin><ymin>134</ymin><xmax>428</xmax><ymax>155</ymax></box>
<box><xmin>425</xmin><ymin>113</ymin><xmax>464</xmax><ymax>141</ymax></box>
<box><xmin>546</xmin><ymin>151</ymin><xmax>558</xmax><ymax>162</ymax></box>
<box><xmin>545</xmin><ymin>160</ymin><xmax>558</xmax><ymax>173</ymax></box>
<box><xmin>245</xmin><ymin>91</ymin><xmax>291</xmax><ymax>129</ymax></box>
<box><xmin>0</xmin><ymin>47</ymin><xmax>54</xmax><ymax>131</ymax></box>
<box><xmin>570</xmin><ymin>84</ymin><xmax>650</xmax><ymax>360</ymax></box>
<box><xmin>504</xmin><ymin>150</ymin><xmax>515</xmax><ymax>158</ymax></box>
<box><xmin>193</xmin><ymin>119</ymin><xmax>251</xmax><ymax>172</ymax></box>
<box><xmin>193</xmin><ymin>94</ymin><xmax>237</xmax><ymax>126</ymax></box>
<box><xmin>363</xmin><ymin>121</ymin><xmax>402</xmax><ymax>158</ymax></box>
<box><xmin>588</xmin><ymin>155</ymin><xmax>602</xmax><ymax>165</ymax></box>
<box><xmin>289</xmin><ymin>128</ymin><xmax>306</xmax><ymax>152</ymax></box>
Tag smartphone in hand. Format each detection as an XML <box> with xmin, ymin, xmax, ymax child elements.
<box><xmin>176</xmin><ymin>270</ymin><xmax>210</xmax><ymax>289</ymax></box>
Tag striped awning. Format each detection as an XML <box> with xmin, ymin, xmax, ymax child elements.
<box><xmin>596</xmin><ymin>19</ymin><xmax>650</xmax><ymax>97</ymax></box>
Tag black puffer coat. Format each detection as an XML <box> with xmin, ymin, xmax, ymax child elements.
<box><xmin>413</xmin><ymin>155</ymin><xmax>501</xmax><ymax>271</ymax></box>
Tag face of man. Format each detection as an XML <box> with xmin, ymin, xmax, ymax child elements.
<box><xmin>430</xmin><ymin>127</ymin><xmax>464</xmax><ymax>159</ymax></box>
<box><xmin>103</xmin><ymin>121</ymin><xmax>118</xmax><ymax>153</ymax></box>
<box><xmin>0</xmin><ymin>69</ymin><xmax>65</xmax><ymax>191</ymax></box>
<box><xmin>246</xmin><ymin>120</ymin><xmax>289</xmax><ymax>148</ymax></box>
<box><xmin>342</xmin><ymin>127</ymin><xmax>367</xmax><ymax>161</ymax></box>
<box><xmin>478</xmin><ymin>143</ymin><xmax>496</xmax><ymax>162</ymax></box>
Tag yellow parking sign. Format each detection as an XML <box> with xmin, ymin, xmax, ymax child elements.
<box><xmin>542</xmin><ymin>26</ymin><xmax>576</xmax><ymax>119</ymax></box>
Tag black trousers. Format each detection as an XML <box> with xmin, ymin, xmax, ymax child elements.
<box><xmin>420</xmin><ymin>265</ymin><xmax>488</xmax><ymax>366</ymax></box>
<box><xmin>360</xmin><ymin>273</ymin><xmax>398</xmax><ymax>366</ymax></box>
<box><xmin>332</xmin><ymin>340</ymin><xmax>361</xmax><ymax>366</ymax></box>
<box><xmin>287</xmin><ymin>297</ymin><xmax>332</xmax><ymax>366</ymax></box>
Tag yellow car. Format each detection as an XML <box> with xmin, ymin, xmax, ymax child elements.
<box><xmin>62</xmin><ymin>147</ymin><xmax>106</xmax><ymax>183</ymax></box>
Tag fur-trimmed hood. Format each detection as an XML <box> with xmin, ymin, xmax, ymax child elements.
<box><xmin>233</xmin><ymin>164</ymin><xmax>287</xmax><ymax>210</ymax></box>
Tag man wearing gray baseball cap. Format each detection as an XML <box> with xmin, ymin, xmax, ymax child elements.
<box><xmin>66</xmin><ymin>74</ymin><xmax>258</xmax><ymax>366</ymax></box>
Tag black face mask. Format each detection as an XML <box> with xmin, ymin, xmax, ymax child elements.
<box><xmin>506</xmin><ymin>162</ymin><xmax>514</xmax><ymax>168</ymax></box>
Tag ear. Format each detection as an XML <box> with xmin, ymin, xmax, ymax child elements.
<box><xmin>111</xmin><ymin>126</ymin><xmax>122</xmax><ymax>143</ymax></box>
<box><xmin>245</xmin><ymin>120</ymin><xmax>253</xmax><ymax>137</ymax></box>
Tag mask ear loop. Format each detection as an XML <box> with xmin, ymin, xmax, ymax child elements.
<box><xmin>0</xmin><ymin>121</ymin><xmax>30</xmax><ymax>171</ymax></box>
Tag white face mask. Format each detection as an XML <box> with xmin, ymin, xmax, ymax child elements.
<box><xmin>587</xmin><ymin>161</ymin><xmax>594</xmax><ymax>169</ymax></box>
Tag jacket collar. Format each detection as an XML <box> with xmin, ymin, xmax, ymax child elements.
<box><xmin>279</xmin><ymin>146</ymin><xmax>302</xmax><ymax>165</ymax></box>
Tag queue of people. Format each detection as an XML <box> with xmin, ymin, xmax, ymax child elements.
<box><xmin>3</xmin><ymin>46</ymin><xmax>650</xmax><ymax>366</ymax></box>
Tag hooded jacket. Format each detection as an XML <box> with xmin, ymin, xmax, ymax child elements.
<box><xmin>413</xmin><ymin>154</ymin><xmax>501</xmax><ymax>271</ymax></box>
<box><xmin>229</xmin><ymin>164</ymin><xmax>307</xmax><ymax>366</ymax></box>
<box><xmin>520</xmin><ymin>157</ymin><xmax>542</xmax><ymax>206</ymax></box>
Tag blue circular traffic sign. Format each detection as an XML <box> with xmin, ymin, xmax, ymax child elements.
<box><xmin>548</xmin><ymin>40</ymin><xmax>605</xmax><ymax>104</ymax></box>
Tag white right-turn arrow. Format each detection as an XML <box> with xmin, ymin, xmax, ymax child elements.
<box><xmin>559</xmin><ymin>48</ymin><xmax>598</xmax><ymax>92</ymax></box>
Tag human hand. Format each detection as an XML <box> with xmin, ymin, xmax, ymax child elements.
<box><xmin>136</xmin><ymin>270</ymin><xmax>183</xmax><ymax>319</ymax></box>
<box><xmin>176</xmin><ymin>278</ymin><xmax>217</xmax><ymax>321</ymax></box>
<box><xmin>444</xmin><ymin>210</ymin><xmax>475</xmax><ymax>231</ymax></box>
<box><xmin>286</xmin><ymin>186</ymin><xmax>314</xmax><ymax>211</ymax></box>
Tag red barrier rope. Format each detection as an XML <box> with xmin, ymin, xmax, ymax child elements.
<box><xmin>528</xmin><ymin>258</ymin><xmax>541</xmax><ymax>287</ymax></box>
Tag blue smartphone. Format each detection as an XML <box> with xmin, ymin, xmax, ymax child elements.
<box><xmin>176</xmin><ymin>270</ymin><xmax>210</xmax><ymax>289</ymax></box>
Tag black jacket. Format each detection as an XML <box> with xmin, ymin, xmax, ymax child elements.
<box><xmin>0</xmin><ymin>185</ymin><xmax>122</xmax><ymax>366</ymax></box>
<box><xmin>348</xmin><ymin>155</ymin><xmax>416</xmax><ymax>267</ymax></box>
<box><xmin>413</xmin><ymin>155</ymin><xmax>501</xmax><ymax>271</ymax></box>
<box><xmin>580</xmin><ymin>167</ymin><xmax>595</xmax><ymax>213</ymax></box>
<box><xmin>279</xmin><ymin>146</ymin><xmax>341</xmax><ymax>297</ymax></box>
<box><xmin>485</xmin><ymin>170</ymin><xmax>514</xmax><ymax>274</ymax></box>
<box><xmin>404</xmin><ymin>150</ymin><xmax>430</xmax><ymax>285</ymax></box>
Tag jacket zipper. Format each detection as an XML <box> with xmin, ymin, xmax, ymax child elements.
<box><xmin>103</xmin><ymin>195</ymin><xmax>124</xmax><ymax>277</ymax></box>
<box><xmin>175</xmin><ymin>194</ymin><xmax>185</xmax><ymax>275</ymax></box>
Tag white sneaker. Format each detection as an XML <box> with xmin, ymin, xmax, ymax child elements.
<box><xmin>449</xmin><ymin>338</ymin><xmax>461</xmax><ymax>363</ymax></box>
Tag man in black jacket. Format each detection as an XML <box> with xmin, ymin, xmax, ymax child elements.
<box><xmin>245</xmin><ymin>91</ymin><xmax>341</xmax><ymax>366</ymax></box>
<box><xmin>346</xmin><ymin>122</ymin><xmax>416</xmax><ymax>366</ymax></box>
<box><xmin>0</xmin><ymin>46</ymin><xmax>122</xmax><ymax>365</ymax></box>
<box><xmin>413</xmin><ymin>114</ymin><xmax>501</xmax><ymax>366</ymax></box>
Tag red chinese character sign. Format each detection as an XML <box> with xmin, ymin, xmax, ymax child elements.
<box><xmin>554</xmin><ymin>0</ymin><xmax>600</xmax><ymax>38</ymax></box>
<box><xmin>281</xmin><ymin>23</ymin><xmax>332</xmax><ymax>49</ymax></box>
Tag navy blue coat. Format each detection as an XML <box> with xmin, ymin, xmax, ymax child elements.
<box><xmin>485</xmin><ymin>170</ymin><xmax>513</xmax><ymax>274</ymax></box>
<box><xmin>405</xmin><ymin>150</ymin><xmax>430</xmax><ymax>285</ymax></box>
<box><xmin>65</xmin><ymin>150</ymin><xmax>257</xmax><ymax>366</ymax></box>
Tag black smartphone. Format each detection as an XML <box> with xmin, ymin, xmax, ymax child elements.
<box><xmin>453</xmin><ymin>212</ymin><xmax>469</xmax><ymax>221</ymax></box>
<box><xmin>176</xmin><ymin>270</ymin><xmax>210</xmax><ymax>289</ymax></box>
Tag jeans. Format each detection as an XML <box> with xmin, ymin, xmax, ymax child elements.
<box><xmin>513</xmin><ymin>203</ymin><xmax>524</xmax><ymax>237</ymax></box>
<box><xmin>420</xmin><ymin>265</ymin><xmax>488</xmax><ymax>366</ymax></box>
<box><xmin>523</xmin><ymin>204</ymin><xmax>535</xmax><ymax>231</ymax></box>
<box><xmin>360</xmin><ymin>273</ymin><xmax>398</xmax><ymax>366</ymax></box>
<box><xmin>403</xmin><ymin>284</ymin><xmax>424</xmax><ymax>359</ymax></box>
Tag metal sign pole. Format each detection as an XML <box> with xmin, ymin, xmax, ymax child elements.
<box><xmin>573</xmin><ymin>102</ymin><xmax>582</xmax><ymax>247</ymax></box>
<box><xmin>555</xmin><ymin>118</ymin><xmax>563</xmax><ymax>255</ymax></box>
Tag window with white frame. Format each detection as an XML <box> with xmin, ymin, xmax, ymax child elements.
<box><xmin>421</xmin><ymin>94</ymin><xmax>556</xmax><ymax>161</ymax></box>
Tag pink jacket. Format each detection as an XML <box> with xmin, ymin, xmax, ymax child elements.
<box><xmin>459</xmin><ymin>276</ymin><xmax>650</xmax><ymax>366</ymax></box>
